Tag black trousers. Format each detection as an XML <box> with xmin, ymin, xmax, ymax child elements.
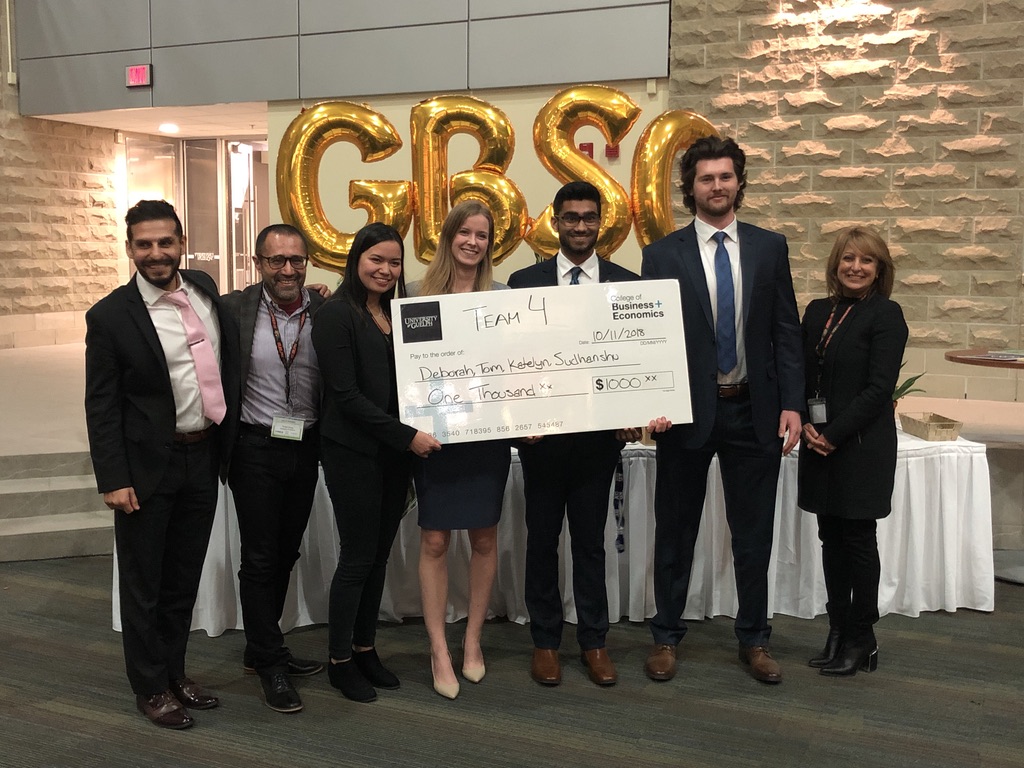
<box><xmin>228</xmin><ymin>425</ymin><xmax>319</xmax><ymax>674</ymax></box>
<box><xmin>115</xmin><ymin>437</ymin><xmax>218</xmax><ymax>696</ymax></box>
<box><xmin>518</xmin><ymin>433</ymin><xmax>622</xmax><ymax>651</ymax></box>
<box><xmin>651</xmin><ymin>397</ymin><xmax>781</xmax><ymax>648</ymax></box>
<box><xmin>321</xmin><ymin>437</ymin><xmax>411</xmax><ymax>660</ymax></box>
<box><xmin>817</xmin><ymin>515</ymin><xmax>880</xmax><ymax>643</ymax></box>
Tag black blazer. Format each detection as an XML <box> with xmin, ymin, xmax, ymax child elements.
<box><xmin>797</xmin><ymin>294</ymin><xmax>908</xmax><ymax>519</ymax></box>
<box><xmin>84</xmin><ymin>269</ymin><xmax>239</xmax><ymax>501</ymax></box>
<box><xmin>312</xmin><ymin>297</ymin><xmax>417</xmax><ymax>456</ymax></box>
<box><xmin>641</xmin><ymin>221</ymin><xmax>804</xmax><ymax>449</ymax></box>
<box><xmin>507</xmin><ymin>255</ymin><xmax>639</xmax><ymax>451</ymax></box>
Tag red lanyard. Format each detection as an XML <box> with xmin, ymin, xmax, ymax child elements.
<box><xmin>813</xmin><ymin>301</ymin><xmax>855</xmax><ymax>396</ymax></box>
<box><xmin>265</xmin><ymin>298</ymin><xmax>307</xmax><ymax>405</ymax></box>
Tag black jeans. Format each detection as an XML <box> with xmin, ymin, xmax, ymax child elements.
<box><xmin>817</xmin><ymin>515</ymin><xmax>880</xmax><ymax>643</ymax></box>
<box><xmin>228</xmin><ymin>425</ymin><xmax>319</xmax><ymax>674</ymax></box>
<box><xmin>321</xmin><ymin>437</ymin><xmax>411</xmax><ymax>661</ymax></box>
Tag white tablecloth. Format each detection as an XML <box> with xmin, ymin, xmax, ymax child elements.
<box><xmin>113</xmin><ymin>432</ymin><xmax>995</xmax><ymax>635</ymax></box>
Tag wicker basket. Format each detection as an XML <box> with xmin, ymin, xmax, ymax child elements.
<box><xmin>899</xmin><ymin>412</ymin><xmax>963</xmax><ymax>441</ymax></box>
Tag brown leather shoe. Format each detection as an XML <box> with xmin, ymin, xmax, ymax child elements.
<box><xmin>170</xmin><ymin>677</ymin><xmax>220</xmax><ymax>709</ymax></box>
<box><xmin>530</xmin><ymin>648</ymin><xmax>561</xmax><ymax>686</ymax></box>
<box><xmin>739</xmin><ymin>645</ymin><xmax>782</xmax><ymax>684</ymax></box>
<box><xmin>580</xmin><ymin>648</ymin><xmax>617</xmax><ymax>686</ymax></box>
<box><xmin>136</xmin><ymin>691</ymin><xmax>194</xmax><ymax>729</ymax></box>
<box><xmin>644</xmin><ymin>644</ymin><xmax>677</xmax><ymax>681</ymax></box>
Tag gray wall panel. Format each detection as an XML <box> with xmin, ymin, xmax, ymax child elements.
<box><xmin>152</xmin><ymin>39</ymin><xmax>299</xmax><ymax>106</ymax></box>
<box><xmin>18</xmin><ymin>50</ymin><xmax>153</xmax><ymax>114</ymax></box>
<box><xmin>151</xmin><ymin>0</ymin><xmax>298</xmax><ymax>47</ymax></box>
<box><xmin>299</xmin><ymin>0</ymin><xmax>466</xmax><ymax>34</ymax></box>
<box><xmin>300</xmin><ymin>24</ymin><xmax>467</xmax><ymax>99</ymax></box>
<box><xmin>15</xmin><ymin>0</ymin><xmax>150</xmax><ymax>58</ymax></box>
<box><xmin>469</xmin><ymin>5</ymin><xmax>668</xmax><ymax>88</ymax></box>
<box><xmin>470</xmin><ymin>0</ymin><xmax>662</xmax><ymax>19</ymax></box>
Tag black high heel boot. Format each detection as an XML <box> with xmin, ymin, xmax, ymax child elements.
<box><xmin>820</xmin><ymin>640</ymin><xmax>878</xmax><ymax>677</ymax></box>
<box><xmin>808</xmin><ymin>627</ymin><xmax>841</xmax><ymax>668</ymax></box>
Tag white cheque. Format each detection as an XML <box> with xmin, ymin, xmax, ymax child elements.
<box><xmin>393</xmin><ymin>279</ymin><xmax>692</xmax><ymax>444</ymax></box>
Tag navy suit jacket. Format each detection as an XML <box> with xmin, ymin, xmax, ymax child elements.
<box><xmin>642</xmin><ymin>221</ymin><xmax>803</xmax><ymax>449</ymax></box>
<box><xmin>84</xmin><ymin>269</ymin><xmax>239</xmax><ymax>501</ymax></box>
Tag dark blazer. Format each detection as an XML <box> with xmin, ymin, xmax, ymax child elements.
<box><xmin>312</xmin><ymin>297</ymin><xmax>417</xmax><ymax>456</ymax></box>
<box><xmin>84</xmin><ymin>269</ymin><xmax>239</xmax><ymax>501</ymax></box>
<box><xmin>797</xmin><ymin>294</ymin><xmax>908</xmax><ymax>519</ymax></box>
<box><xmin>641</xmin><ymin>221</ymin><xmax>804</xmax><ymax>449</ymax></box>
<box><xmin>221</xmin><ymin>283</ymin><xmax>326</xmax><ymax>394</ymax></box>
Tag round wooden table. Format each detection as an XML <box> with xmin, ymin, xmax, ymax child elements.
<box><xmin>944</xmin><ymin>348</ymin><xmax>1024</xmax><ymax>370</ymax></box>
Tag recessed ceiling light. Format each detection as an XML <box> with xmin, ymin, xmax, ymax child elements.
<box><xmin>158</xmin><ymin>123</ymin><xmax>180</xmax><ymax>134</ymax></box>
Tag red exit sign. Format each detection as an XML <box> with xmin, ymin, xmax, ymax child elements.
<box><xmin>125</xmin><ymin>64</ymin><xmax>152</xmax><ymax>88</ymax></box>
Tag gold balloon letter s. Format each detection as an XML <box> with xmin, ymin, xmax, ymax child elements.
<box><xmin>527</xmin><ymin>85</ymin><xmax>641</xmax><ymax>259</ymax></box>
<box><xmin>276</xmin><ymin>101</ymin><xmax>411</xmax><ymax>272</ymax></box>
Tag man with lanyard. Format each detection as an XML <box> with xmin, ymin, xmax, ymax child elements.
<box><xmin>222</xmin><ymin>224</ymin><xmax>327</xmax><ymax>713</ymax></box>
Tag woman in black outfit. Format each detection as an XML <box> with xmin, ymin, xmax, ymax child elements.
<box><xmin>312</xmin><ymin>223</ymin><xmax>441</xmax><ymax>702</ymax></box>
<box><xmin>798</xmin><ymin>226</ymin><xmax>908</xmax><ymax>677</ymax></box>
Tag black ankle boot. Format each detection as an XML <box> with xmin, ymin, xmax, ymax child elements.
<box><xmin>808</xmin><ymin>627</ymin><xmax>842</xmax><ymax>668</ymax></box>
<box><xmin>353</xmin><ymin>648</ymin><xmax>400</xmax><ymax>690</ymax></box>
<box><xmin>820</xmin><ymin>640</ymin><xmax>878</xmax><ymax>677</ymax></box>
<box><xmin>328</xmin><ymin>659</ymin><xmax>377</xmax><ymax>702</ymax></box>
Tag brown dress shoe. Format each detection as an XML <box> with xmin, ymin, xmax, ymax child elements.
<box><xmin>530</xmin><ymin>648</ymin><xmax>561</xmax><ymax>685</ymax></box>
<box><xmin>580</xmin><ymin>648</ymin><xmax>617</xmax><ymax>686</ymax></box>
<box><xmin>170</xmin><ymin>677</ymin><xmax>220</xmax><ymax>709</ymax></box>
<box><xmin>644</xmin><ymin>644</ymin><xmax>677</xmax><ymax>681</ymax></box>
<box><xmin>739</xmin><ymin>645</ymin><xmax>782</xmax><ymax>684</ymax></box>
<box><xmin>136</xmin><ymin>691</ymin><xmax>194</xmax><ymax>729</ymax></box>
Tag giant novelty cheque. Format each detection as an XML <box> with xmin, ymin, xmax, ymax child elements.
<box><xmin>393</xmin><ymin>280</ymin><xmax>692</xmax><ymax>444</ymax></box>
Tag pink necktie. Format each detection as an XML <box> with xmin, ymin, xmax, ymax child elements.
<box><xmin>163</xmin><ymin>289</ymin><xmax>227</xmax><ymax>425</ymax></box>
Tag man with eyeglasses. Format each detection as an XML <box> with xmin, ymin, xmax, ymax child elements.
<box><xmin>508</xmin><ymin>181</ymin><xmax>639</xmax><ymax>687</ymax></box>
<box><xmin>221</xmin><ymin>223</ymin><xmax>328</xmax><ymax>713</ymax></box>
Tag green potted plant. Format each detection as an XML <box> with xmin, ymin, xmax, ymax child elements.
<box><xmin>893</xmin><ymin>362</ymin><xmax>925</xmax><ymax>406</ymax></box>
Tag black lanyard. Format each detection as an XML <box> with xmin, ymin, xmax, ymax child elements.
<box><xmin>813</xmin><ymin>301</ymin><xmax>855</xmax><ymax>396</ymax></box>
<box><xmin>265</xmin><ymin>298</ymin><xmax>307</xmax><ymax>405</ymax></box>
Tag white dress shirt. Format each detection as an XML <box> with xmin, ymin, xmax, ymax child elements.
<box><xmin>555</xmin><ymin>251</ymin><xmax>599</xmax><ymax>286</ymax></box>
<box><xmin>693</xmin><ymin>217</ymin><xmax>747</xmax><ymax>385</ymax></box>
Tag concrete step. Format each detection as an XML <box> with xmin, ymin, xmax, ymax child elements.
<box><xmin>0</xmin><ymin>510</ymin><xmax>113</xmax><ymax>562</ymax></box>
<box><xmin>0</xmin><ymin>474</ymin><xmax>100</xmax><ymax>520</ymax></box>
<box><xmin>0</xmin><ymin>451</ymin><xmax>93</xmax><ymax>481</ymax></box>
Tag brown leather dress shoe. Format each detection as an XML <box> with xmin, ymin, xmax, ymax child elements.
<box><xmin>170</xmin><ymin>677</ymin><xmax>220</xmax><ymax>709</ymax></box>
<box><xmin>136</xmin><ymin>691</ymin><xmax>194</xmax><ymax>729</ymax></box>
<box><xmin>739</xmin><ymin>645</ymin><xmax>782</xmax><ymax>684</ymax></box>
<box><xmin>580</xmin><ymin>648</ymin><xmax>617</xmax><ymax>686</ymax></box>
<box><xmin>644</xmin><ymin>644</ymin><xmax>677</xmax><ymax>681</ymax></box>
<box><xmin>530</xmin><ymin>648</ymin><xmax>561</xmax><ymax>686</ymax></box>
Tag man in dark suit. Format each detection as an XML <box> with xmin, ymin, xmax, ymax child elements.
<box><xmin>508</xmin><ymin>181</ymin><xmax>639</xmax><ymax>687</ymax></box>
<box><xmin>641</xmin><ymin>137</ymin><xmax>803</xmax><ymax>684</ymax></box>
<box><xmin>85</xmin><ymin>200</ymin><xmax>238</xmax><ymax>729</ymax></box>
<box><xmin>221</xmin><ymin>224</ymin><xmax>326</xmax><ymax>714</ymax></box>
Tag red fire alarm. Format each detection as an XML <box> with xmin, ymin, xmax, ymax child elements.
<box><xmin>578</xmin><ymin>142</ymin><xmax>594</xmax><ymax>159</ymax></box>
<box><xmin>605</xmin><ymin>144</ymin><xmax>620</xmax><ymax>159</ymax></box>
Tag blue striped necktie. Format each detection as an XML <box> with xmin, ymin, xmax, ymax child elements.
<box><xmin>713</xmin><ymin>231</ymin><xmax>737</xmax><ymax>373</ymax></box>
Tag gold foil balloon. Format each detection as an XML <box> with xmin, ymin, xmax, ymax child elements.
<box><xmin>526</xmin><ymin>85</ymin><xmax>641</xmax><ymax>259</ymax></box>
<box><xmin>277</xmin><ymin>101</ymin><xmax>410</xmax><ymax>272</ymax></box>
<box><xmin>631</xmin><ymin>110</ymin><xmax>719</xmax><ymax>247</ymax></box>
<box><xmin>410</xmin><ymin>95</ymin><xmax>528</xmax><ymax>264</ymax></box>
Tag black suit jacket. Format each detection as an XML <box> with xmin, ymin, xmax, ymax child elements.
<box><xmin>642</xmin><ymin>221</ymin><xmax>803</xmax><ymax>449</ymax></box>
<box><xmin>84</xmin><ymin>269</ymin><xmax>239</xmax><ymax>501</ymax></box>
<box><xmin>507</xmin><ymin>255</ymin><xmax>639</xmax><ymax>452</ymax></box>
<box><xmin>797</xmin><ymin>294</ymin><xmax>908</xmax><ymax>519</ymax></box>
<box><xmin>312</xmin><ymin>297</ymin><xmax>417</xmax><ymax>456</ymax></box>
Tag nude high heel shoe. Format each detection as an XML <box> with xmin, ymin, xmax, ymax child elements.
<box><xmin>461</xmin><ymin>638</ymin><xmax>486</xmax><ymax>683</ymax></box>
<box><xmin>431</xmin><ymin>652</ymin><xmax>460</xmax><ymax>700</ymax></box>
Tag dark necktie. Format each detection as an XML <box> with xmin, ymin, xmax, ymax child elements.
<box><xmin>713</xmin><ymin>231</ymin><xmax>737</xmax><ymax>374</ymax></box>
<box><xmin>569</xmin><ymin>266</ymin><xmax>583</xmax><ymax>285</ymax></box>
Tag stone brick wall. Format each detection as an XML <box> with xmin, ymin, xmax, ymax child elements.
<box><xmin>0</xmin><ymin>2</ymin><xmax>121</xmax><ymax>348</ymax></box>
<box><xmin>670</xmin><ymin>0</ymin><xmax>1024</xmax><ymax>401</ymax></box>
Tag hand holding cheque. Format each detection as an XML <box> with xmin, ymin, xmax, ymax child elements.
<box><xmin>393</xmin><ymin>280</ymin><xmax>689</xmax><ymax>443</ymax></box>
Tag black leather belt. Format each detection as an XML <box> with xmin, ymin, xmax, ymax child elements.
<box><xmin>717</xmin><ymin>383</ymin><xmax>749</xmax><ymax>399</ymax></box>
<box><xmin>174</xmin><ymin>426</ymin><xmax>213</xmax><ymax>444</ymax></box>
<box><xmin>239</xmin><ymin>421</ymin><xmax>317</xmax><ymax>441</ymax></box>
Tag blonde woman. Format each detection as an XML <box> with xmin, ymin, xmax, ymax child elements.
<box><xmin>408</xmin><ymin>201</ymin><xmax>511</xmax><ymax>699</ymax></box>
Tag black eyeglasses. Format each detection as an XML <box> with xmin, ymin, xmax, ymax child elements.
<box><xmin>554</xmin><ymin>213</ymin><xmax>600</xmax><ymax>227</ymax></box>
<box><xmin>258</xmin><ymin>255</ymin><xmax>308</xmax><ymax>270</ymax></box>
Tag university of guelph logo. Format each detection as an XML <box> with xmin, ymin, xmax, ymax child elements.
<box><xmin>401</xmin><ymin>301</ymin><xmax>442</xmax><ymax>343</ymax></box>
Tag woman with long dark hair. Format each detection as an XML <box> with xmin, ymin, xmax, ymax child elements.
<box><xmin>312</xmin><ymin>223</ymin><xmax>441</xmax><ymax>703</ymax></box>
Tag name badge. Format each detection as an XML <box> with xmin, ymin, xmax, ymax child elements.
<box><xmin>271</xmin><ymin>415</ymin><xmax>305</xmax><ymax>441</ymax></box>
<box><xmin>807</xmin><ymin>397</ymin><xmax>828</xmax><ymax>425</ymax></box>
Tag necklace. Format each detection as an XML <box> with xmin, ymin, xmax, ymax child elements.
<box><xmin>368</xmin><ymin>305</ymin><xmax>390</xmax><ymax>333</ymax></box>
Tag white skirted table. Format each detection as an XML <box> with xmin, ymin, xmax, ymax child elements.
<box><xmin>113</xmin><ymin>432</ymin><xmax>995</xmax><ymax>635</ymax></box>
